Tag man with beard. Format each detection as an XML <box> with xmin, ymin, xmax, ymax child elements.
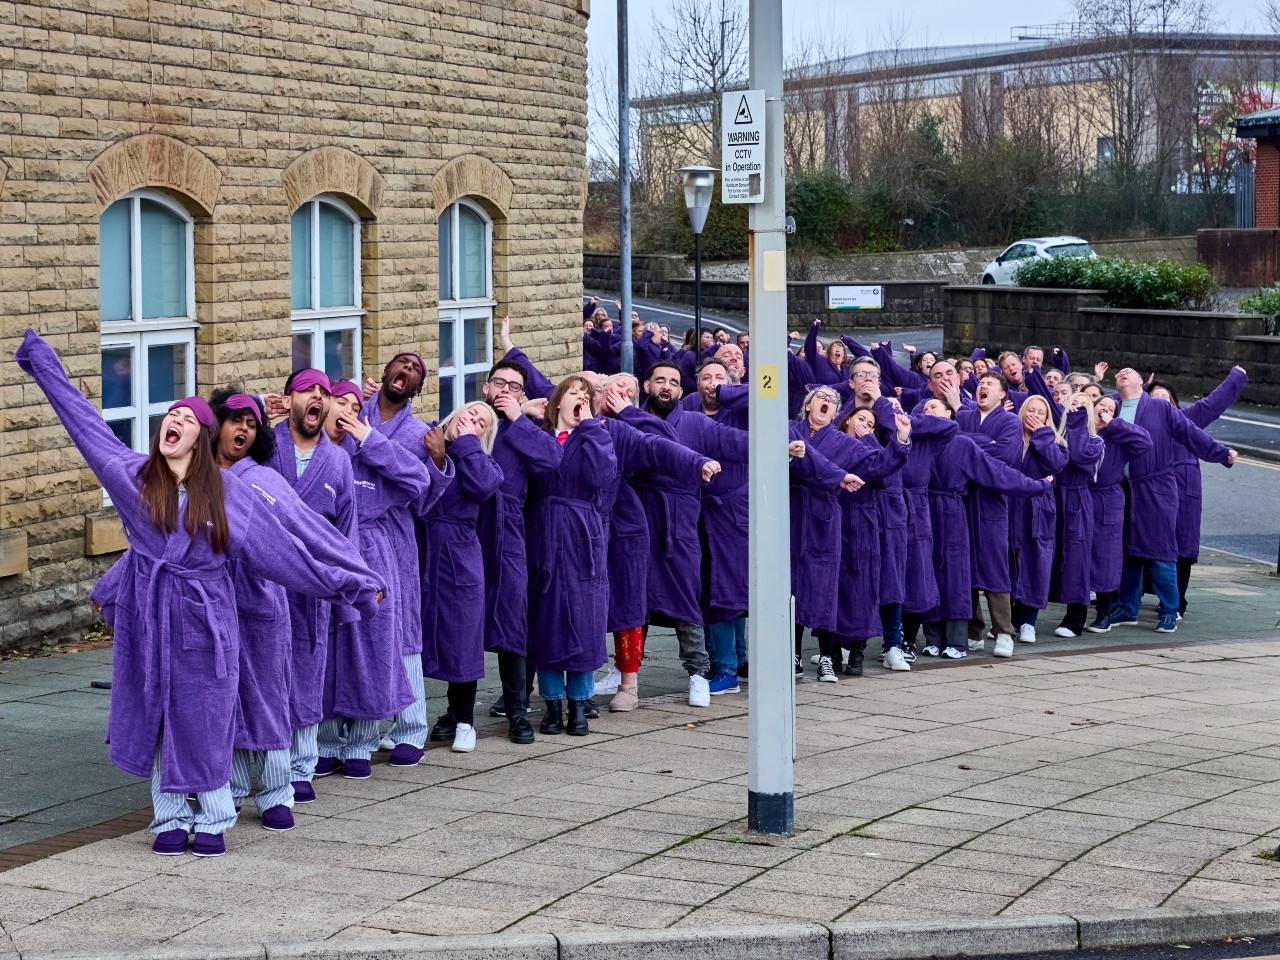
<box><xmin>358</xmin><ymin>352</ymin><xmax>452</xmax><ymax>765</ymax></box>
<box><xmin>476</xmin><ymin>358</ymin><xmax>564</xmax><ymax>743</ymax></box>
<box><xmin>263</xmin><ymin>369</ymin><xmax>362</xmax><ymax>802</ymax></box>
<box><xmin>631</xmin><ymin>361</ymin><xmax>748</xmax><ymax>707</ymax></box>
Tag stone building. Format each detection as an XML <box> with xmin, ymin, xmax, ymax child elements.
<box><xmin>0</xmin><ymin>0</ymin><xmax>591</xmax><ymax>649</ymax></box>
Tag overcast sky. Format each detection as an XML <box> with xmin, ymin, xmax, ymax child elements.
<box><xmin>586</xmin><ymin>0</ymin><xmax>1268</xmax><ymax>85</ymax></box>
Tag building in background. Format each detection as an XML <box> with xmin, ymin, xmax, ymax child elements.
<box><xmin>0</xmin><ymin>0</ymin><xmax>591</xmax><ymax>649</ymax></box>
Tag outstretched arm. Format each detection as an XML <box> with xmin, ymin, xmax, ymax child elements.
<box><xmin>1181</xmin><ymin>367</ymin><xmax>1247</xmax><ymax>430</ymax></box>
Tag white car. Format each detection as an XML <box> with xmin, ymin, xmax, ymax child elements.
<box><xmin>981</xmin><ymin>236</ymin><xmax>1096</xmax><ymax>285</ymax></box>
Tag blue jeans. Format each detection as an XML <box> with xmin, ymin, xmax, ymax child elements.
<box><xmin>706</xmin><ymin>620</ymin><xmax>738</xmax><ymax>674</ymax></box>
<box><xmin>734</xmin><ymin>618</ymin><xmax>747</xmax><ymax>666</ymax></box>
<box><xmin>537</xmin><ymin>669</ymin><xmax>594</xmax><ymax>702</ymax></box>
<box><xmin>1117</xmin><ymin>556</ymin><xmax>1177</xmax><ymax>619</ymax></box>
<box><xmin>879</xmin><ymin>603</ymin><xmax>903</xmax><ymax>650</ymax></box>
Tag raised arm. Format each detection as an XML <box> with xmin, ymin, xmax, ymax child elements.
<box><xmin>502</xmin><ymin>346</ymin><xmax>555</xmax><ymax>401</ymax></box>
<box><xmin>1051</xmin><ymin>346</ymin><xmax>1070</xmax><ymax>375</ymax></box>
<box><xmin>1064</xmin><ymin>407</ymin><xmax>1103</xmax><ymax>471</ymax></box>
<box><xmin>15</xmin><ymin>328</ymin><xmax>147</xmax><ymax>505</ymax></box>
<box><xmin>1027</xmin><ymin>427</ymin><xmax>1069</xmax><ymax>474</ymax></box>
<box><xmin>1101</xmin><ymin>417</ymin><xmax>1153</xmax><ymax>457</ymax></box>
<box><xmin>1164</xmin><ymin>401</ymin><xmax>1232</xmax><ymax>467</ymax></box>
<box><xmin>840</xmin><ymin>336</ymin><xmax>872</xmax><ymax>359</ymax></box>
<box><xmin>1181</xmin><ymin>367</ymin><xmax>1247</xmax><ymax>430</ymax></box>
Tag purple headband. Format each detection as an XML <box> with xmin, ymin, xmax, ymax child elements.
<box><xmin>384</xmin><ymin>352</ymin><xmax>425</xmax><ymax>379</ymax></box>
<box><xmin>287</xmin><ymin>368</ymin><xmax>331</xmax><ymax>395</ymax></box>
<box><xmin>224</xmin><ymin>393</ymin><xmax>263</xmax><ymax>424</ymax></box>
<box><xmin>168</xmin><ymin>397</ymin><xmax>216</xmax><ymax>437</ymax></box>
<box><xmin>330</xmin><ymin>381</ymin><xmax>363</xmax><ymax>404</ymax></box>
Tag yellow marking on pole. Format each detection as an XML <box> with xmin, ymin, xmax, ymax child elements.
<box><xmin>757</xmin><ymin>363</ymin><xmax>779</xmax><ymax>399</ymax></box>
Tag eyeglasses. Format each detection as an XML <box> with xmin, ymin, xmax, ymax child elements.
<box><xmin>487</xmin><ymin>376</ymin><xmax>525</xmax><ymax>394</ymax></box>
<box><xmin>851</xmin><ymin>371</ymin><xmax>880</xmax><ymax>380</ymax></box>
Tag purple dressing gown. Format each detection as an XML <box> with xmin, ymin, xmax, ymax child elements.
<box><xmin>479</xmin><ymin>414</ymin><xmax>563</xmax><ymax>655</ymax></box>
<box><xmin>803</xmin><ymin>321</ymin><xmax>848</xmax><ymax>385</ymax></box>
<box><xmin>1170</xmin><ymin>368</ymin><xmax>1247</xmax><ymax>561</ymax></box>
<box><xmin>421</xmin><ymin>433</ymin><xmax>504</xmax><ymax>683</ymax></box>
<box><xmin>1008</xmin><ymin>429</ymin><xmax>1069</xmax><ymax>609</ymax></box>
<box><xmin>229</xmin><ymin>458</ymin><xmax>383</xmax><ymax>749</ymax></box>
<box><xmin>602</xmin><ymin>411</ymin><xmax>709</xmax><ymax>632</ymax></box>
<box><xmin>359</xmin><ymin>394</ymin><xmax>454</xmax><ymax>654</ymax></box>
<box><xmin>526</xmin><ymin>417</ymin><xmax>617</xmax><ymax>673</ymax></box>
<box><xmin>899</xmin><ymin>415</ymin><xmax>960</xmax><ymax>614</ymax></box>
<box><xmin>930</xmin><ymin>435</ymin><xmax>1052</xmax><ymax>620</ymax></box>
<box><xmin>1089</xmin><ymin>420</ymin><xmax>1153</xmax><ymax>593</ymax></box>
<box><xmin>632</xmin><ymin>401</ymin><xmax>748</xmax><ymax>624</ymax></box>
<box><xmin>1052</xmin><ymin>408</ymin><xmax>1104</xmax><ymax>606</ymax></box>
<box><xmin>830</xmin><ymin>427</ymin><xmax>911</xmax><ymax>641</ymax></box>
<box><xmin>1113</xmin><ymin>392</ymin><xmax>1230</xmax><ymax>563</ymax></box>
<box><xmin>16</xmin><ymin>329</ymin><xmax>379</xmax><ymax>793</ymax></box>
<box><xmin>265</xmin><ymin>422</ymin><xmax>362</xmax><ymax>730</ymax></box>
<box><xmin>326</xmin><ymin>427</ymin><xmax>441</xmax><ymax>720</ymax></box>
<box><xmin>501</xmin><ymin>347</ymin><xmax>555</xmax><ymax>401</ymax></box>
<box><xmin>956</xmin><ymin>404</ymin><xmax>1021</xmax><ymax>593</ymax></box>
<box><xmin>787</xmin><ymin>420</ymin><xmax>872</xmax><ymax>632</ymax></box>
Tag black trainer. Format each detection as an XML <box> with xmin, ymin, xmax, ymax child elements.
<box><xmin>583</xmin><ymin>699</ymin><xmax>600</xmax><ymax>719</ymax></box>
<box><xmin>508</xmin><ymin>715</ymin><xmax>535</xmax><ymax>744</ymax></box>
<box><xmin>488</xmin><ymin>697</ymin><xmax>507</xmax><ymax>718</ymax></box>
<box><xmin>428</xmin><ymin>712</ymin><xmax>457</xmax><ymax>742</ymax></box>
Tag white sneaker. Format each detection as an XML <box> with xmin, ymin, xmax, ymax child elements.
<box><xmin>451</xmin><ymin>723</ymin><xmax>476</xmax><ymax>753</ymax></box>
<box><xmin>884</xmin><ymin>647</ymin><xmax>911</xmax><ymax>672</ymax></box>
<box><xmin>688</xmin><ymin>674</ymin><xmax>710</xmax><ymax>708</ymax></box>
<box><xmin>921</xmin><ymin>645</ymin><xmax>941</xmax><ymax>657</ymax></box>
<box><xmin>377</xmin><ymin>735</ymin><xmax>395</xmax><ymax>751</ymax></box>
<box><xmin>968</xmin><ymin>637</ymin><xmax>984</xmax><ymax>652</ymax></box>
<box><xmin>993</xmin><ymin>635</ymin><xmax>1015</xmax><ymax>658</ymax></box>
<box><xmin>1053</xmin><ymin>626</ymin><xmax>1077</xmax><ymax>638</ymax></box>
<box><xmin>817</xmin><ymin>656</ymin><xmax>838</xmax><ymax>683</ymax></box>
<box><xmin>942</xmin><ymin>647</ymin><xmax>967</xmax><ymax>659</ymax></box>
<box><xmin>1018</xmin><ymin>623</ymin><xmax>1037</xmax><ymax>644</ymax></box>
<box><xmin>593</xmin><ymin>665</ymin><xmax>621</xmax><ymax>696</ymax></box>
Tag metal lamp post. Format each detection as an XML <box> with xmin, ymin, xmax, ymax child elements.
<box><xmin>677</xmin><ymin>165</ymin><xmax>716</xmax><ymax>351</ymax></box>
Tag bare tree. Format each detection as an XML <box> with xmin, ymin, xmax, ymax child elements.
<box><xmin>783</xmin><ymin>23</ymin><xmax>855</xmax><ymax>176</ymax></box>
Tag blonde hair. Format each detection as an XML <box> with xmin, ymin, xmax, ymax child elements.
<box><xmin>1019</xmin><ymin>395</ymin><xmax>1066</xmax><ymax>446</ymax></box>
<box><xmin>439</xmin><ymin>400</ymin><xmax>498</xmax><ymax>455</ymax></box>
<box><xmin>1066</xmin><ymin>392</ymin><xmax>1098</xmax><ymax>437</ymax></box>
<box><xmin>602</xmin><ymin>373</ymin><xmax>639</xmax><ymax>406</ymax></box>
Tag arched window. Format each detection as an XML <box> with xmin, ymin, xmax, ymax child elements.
<box><xmin>437</xmin><ymin>199</ymin><xmax>494</xmax><ymax>416</ymax></box>
<box><xmin>291</xmin><ymin>195</ymin><xmax>362</xmax><ymax>383</ymax></box>
<box><xmin>98</xmin><ymin>190</ymin><xmax>196</xmax><ymax>453</ymax></box>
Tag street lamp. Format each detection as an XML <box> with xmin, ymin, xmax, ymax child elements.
<box><xmin>678</xmin><ymin>165</ymin><xmax>716</xmax><ymax>351</ymax></box>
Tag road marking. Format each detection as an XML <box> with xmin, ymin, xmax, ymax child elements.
<box><xmin>1221</xmin><ymin>414</ymin><xmax>1280</xmax><ymax>429</ymax></box>
<box><xmin>1203</xmin><ymin>544</ymin><xmax>1276</xmax><ymax>565</ymax></box>
<box><xmin>1239</xmin><ymin>457</ymin><xmax>1280</xmax><ymax>472</ymax></box>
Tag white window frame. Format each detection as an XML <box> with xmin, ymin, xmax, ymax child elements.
<box><xmin>290</xmin><ymin>194</ymin><xmax>364</xmax><ymax>383</ymax></box>
<box><xmin>438</xmin><ymin>199</ymin><xmax>496</xmax><ymax>415</ymax></box>
<box><xmin>99</xmin><ymin>189</ymin><xmax>198</xmax><ymax>463</ymax></box>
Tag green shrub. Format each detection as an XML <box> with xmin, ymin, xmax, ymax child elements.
<box><xmin>1012</xmin><ymin>255</ymin><xmax>1218</xmax><ymax>311</ymax></box>
<box><xmin>1240</xmin><ymin>283</ymin><xmax>1280</xmax><ymax>334</ymax></box>
<box><xmin>786</xmin><ymin>170</ymin><xmax>856</xmax><ymax>256</ymax></box>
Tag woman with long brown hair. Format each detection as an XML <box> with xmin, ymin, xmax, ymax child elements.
<box><xmin>16</xmin><ymin>329</ymin><xmax>382</xmax><ymax>858</ymax></box>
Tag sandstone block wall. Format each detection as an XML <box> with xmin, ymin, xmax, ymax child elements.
<box><xmin>0</xmin><ymin>0</ymin><xmax>590</xmax><ymax>649</ymax></box>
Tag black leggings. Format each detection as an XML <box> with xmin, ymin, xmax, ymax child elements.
<box><xmin>446</xmin><ymin>681</ymin><xmax>478</xmax><ymax>727</ymax></box>
<box><xmin>1177</xmin><ymin>557</ymin><xmax>1193</xmax><ymax>615</ymax></box>
<box><xmin>498</xmin><ymin>651</ymin><xmax>529</xmax><ymax>718</ymax></box>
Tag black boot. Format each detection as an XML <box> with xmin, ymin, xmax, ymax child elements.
<box><xmin>566</xmin><ymin>699</ymin><xmax>589</xmax><ymax>736</ymax></box>
<box><xmin>508</xmin><ymin>714</ymin><xmax>535</xmax><ymax>744</ymax></box>
<box><xmin>540</xmin><ymin>700</ymin><xmax>564</xmax><ymax>735</ymax></box>
<box><xmin>847</xmin><ymin>650</ymin><xmax>864</xmax><ymax>677</ymax></box>
<box><xmin>428</xmin><ymin>712</ymin><xmax>457</xmax><ymax>742</ymax></box>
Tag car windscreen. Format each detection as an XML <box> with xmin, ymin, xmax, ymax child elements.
<box><xmin>1045</xmin><ymin>243</ymin><xmax>1093</xmax><ymax>258</ymax></box>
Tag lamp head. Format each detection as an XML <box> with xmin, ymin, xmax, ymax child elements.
<box><xmin>677</xmin><ymin>165</ymin><xmax>717</xmax><ymax>235</ymax></box>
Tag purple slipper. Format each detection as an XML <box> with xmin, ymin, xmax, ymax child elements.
<box><xmin>314</xmin><ymin>756</ymin><xmax>341</xmax><ymax>777</ymax></box>
<box><xmin>388</xmin><ymin>743</ymin><xmax>424</xmax><ymax>766</ymax></box>
<box><xmin>151</xmin><ymin>828</ymin><xmax>188</xmax><ymax>856</ymax></box>
<box><xmin>260</xmin><ymin>804</ymin><xmax>295</xmax><ymax>832</ymax></box>
<box><xmin>292</xmin><ymin>780</ymin><xmax>316</xmax><ymax>803</ymax></box>
<box><xmin>342</xmin><ymin>758</ymin><xmax>372</xmax><ymax>779</ymax></box>
<box><xmin>192</xmin><ymin>832</ymin><xmax>226</xmax><ymax>858</ymax></box>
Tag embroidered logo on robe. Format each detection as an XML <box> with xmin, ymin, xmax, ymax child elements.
<box><xmin>325</xmin><ymin>483</ymin><xmax>337</xmax><ymax>500</ymax></box>
<box><xmin>354</xmin><ymin>479</ymin><xmax>377</xmax><ymax>491</ymax></box>
<box><xmin>250</xmin><ymin>483</ymin><xmax>277</xmax><ymax>506</ymax></box>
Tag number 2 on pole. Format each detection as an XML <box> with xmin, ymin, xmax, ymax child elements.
<box><xmin>757</xmin><ymin>363</ymin><xmax>779</xmax><ymax>399</ymax></box>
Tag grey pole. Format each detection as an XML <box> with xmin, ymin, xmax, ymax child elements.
<box><xmin>617</xmin><ymin>0</ymin><xmax>634</xmax><ymax>375</ymax></box>
<box><xmin>746</xmin><ymin>0</ymin><xmax>794</xmax><ymax>836</ymax></box>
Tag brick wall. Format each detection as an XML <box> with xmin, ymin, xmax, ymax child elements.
<box><xmin>1258</xmin><ymin>141</ymin><xmax>1280</xmax><ymax>229</ymax></box>
<box><xmin>0</xmin><ymin>0</ymin><xmax>590</xmax><ymax>650</ymax></box>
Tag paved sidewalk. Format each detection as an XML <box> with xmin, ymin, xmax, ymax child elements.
<box><xmin>1</xmin><ymin>551</ymin><xmax>1279</xmax><ymax>955</ymax></box>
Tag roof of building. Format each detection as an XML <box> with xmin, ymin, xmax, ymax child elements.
<box><xmin>1235</xmin><ymin>106</ymin><xmax>1280</xmax><ymax>138</ymax></box>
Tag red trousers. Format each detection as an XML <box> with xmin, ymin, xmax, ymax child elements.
<box><xmin>613</xmin><ymin>627</ymin><xmax>644</xmax><ymax>673</ymax></box>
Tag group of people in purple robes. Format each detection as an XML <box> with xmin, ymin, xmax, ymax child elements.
<box><xmin>17</xmin><ymin>297</ymin><xmax>1247</xmax><ymax>859</ymax></box>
